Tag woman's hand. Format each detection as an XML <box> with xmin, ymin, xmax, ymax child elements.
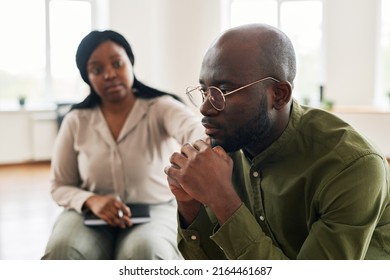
<box><xmin>84</xmin><ymin>195</ymin><xmax>131</xmax><ymax>228</ymax></box>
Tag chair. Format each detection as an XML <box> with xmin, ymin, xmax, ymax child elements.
<box><xmin>55</xmin><ymin>103</ymin><xmax>73</xmax><ymax>130</ymax></box>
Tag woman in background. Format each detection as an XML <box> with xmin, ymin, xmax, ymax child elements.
<box><xmin>42</xmin><ymin>30</ymin><xmax>205</xmax><ymax>259</ymax></box>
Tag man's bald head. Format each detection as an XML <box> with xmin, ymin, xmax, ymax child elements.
<box><xmin>206</xmin><ymin>23</ymin><xmax>296</xmax><ymax>86</ymax></box>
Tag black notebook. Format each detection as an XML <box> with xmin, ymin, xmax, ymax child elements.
<box><xmin>83</xmin><ymin>203</ymin><xmax>151</xmax><ymax>226</ymax></box>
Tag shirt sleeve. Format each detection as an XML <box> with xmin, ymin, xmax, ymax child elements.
<box><xmin>50</xmin><ymin>112</ymin><xmax>94</xmax><ymax>213</ymax></box>
<box><xmin>178</xmin><ymin>204</ymin><xmax>288</xmax><ymax>259</ymax></box>
<box><xmin>156</xmin><ymin>96</ymin><xmax>206</xmax><ymax>144</ymax></box>
<box><xmin>178</xmin><ymin>205</ymin><xmax>227</xmax><ymax>259</ymax></box>
<box><xmin>211</xmin><ymin>205</ymin><xmax>289</xmax><ymax>259</ymax></box>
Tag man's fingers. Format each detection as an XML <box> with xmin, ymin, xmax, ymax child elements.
<box><xmin>212</xmin><ymin>146</ymin><xmax>230</xmax><ymax>161</ymax></box>
<box><xmin>165</xmin><ymin>168</ymin><xmax>183</xmax><ymax>190</ymax></box>
<box><xmin>180</xmin><ymin>142</ymin><xmax>198</xmax><ymax>157</ymax></box>
<box><xmin>192</xmin><ymin>139</ymin><xmax>210</xmax><ymax>151</ymax></box>
<box><xmin>169</xmin><ymin>152</ymin><xmax>187</xmax><ymax>167</ymax></box>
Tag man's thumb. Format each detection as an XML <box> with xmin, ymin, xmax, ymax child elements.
<box><xmin>212</xmin><ymin>146</ymin><xmax>229</xmax><ymax>159</ymax></box>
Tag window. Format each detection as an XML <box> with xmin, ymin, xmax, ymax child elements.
<box><xmin>231</xmin><ymin>0</ymin><xmax>278</xmax><ymax>27</ymax></box>
<box><xmin>381</xmin><ymin>0</ymin><xmax>390</xmax><ymax>105</ymax></box>
<box><xmin>49</xmin><ymin>0</ymin><xmax>92</xmax><ymax>103</ymax></box>
<box><xmin>229</xmin><ymin>0</ymin><xmax>323</xmax><ymax>105</ymax></box>
<box><xmin>0</xmin><ymin>0</ymin><xmax>46</xmax><ymax>107</ymax></box>
<box><xmin>0</xmin><ymin>0</ymin><xmax>97</xmax><ymax>108</ymax></box>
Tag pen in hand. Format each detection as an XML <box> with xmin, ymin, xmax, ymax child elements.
<box><xmin>116</xmin><ymin>195</ymin><xmax>132</xmax><ymax>228</ymax></box>
<box><xmin>116</xmin><ymin>195</ymin><xmax>124</xmax><ymax>218</ymax></box>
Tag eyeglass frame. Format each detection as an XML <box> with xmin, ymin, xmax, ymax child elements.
<box><xmin>186</xmin><ymin>76</ymin><xmax>281</xmax><ymax>111</ymax></box>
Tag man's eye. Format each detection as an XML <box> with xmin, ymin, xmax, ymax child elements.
<box><xmin>219</xmin><ymin>88</ymin><xmax>230</xmax><ymax>94</ymax></box>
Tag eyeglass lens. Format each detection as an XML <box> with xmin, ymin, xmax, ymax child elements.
<box><xmin>207</xmin><ymin>87</ymin><xmax>225</xmax><ymax>110</ymax></box>
<box><xmin>188</xmin><ymin>87</ymin><xmax>225</xmax><ymax>110</ymax></box>
<box><xmin>187</xmin><ymin>87</ymin><xmax>204</xmax><ymax>108</ymax></box>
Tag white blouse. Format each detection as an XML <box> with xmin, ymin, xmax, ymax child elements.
<box><xmin>50</xmin><ymin>95</ymin><xmax>205</xmax><ymax>212</ymax></box>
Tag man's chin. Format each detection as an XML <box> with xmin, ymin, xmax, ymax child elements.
<box><xmin>210</xmin><ymin>137</ymin><xmax>221</xmax><ymax>148</ymax></box>
<box><xmin>210</xmin><ymin>138</ymin><xmax>240</xmax><ymax>153</ymax></box>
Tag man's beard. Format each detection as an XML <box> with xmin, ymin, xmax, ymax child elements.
<box><xmin>217</xmin><ymin>95</ymin><xmax>272</xmax><ymax>153</ymax></box>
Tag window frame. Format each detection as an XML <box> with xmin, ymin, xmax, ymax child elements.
<box><xmin>0</xmin><ymin>0</ymin><xmax>107</xmax><ymax>108</ymax></box>
<box><xmin>225</xmin><ymin>0</ymin><xmax>324</xmax><ymax>105</ymax></box>
<box><xmin>45</xmin><ymin>0</ymin><xmax>95</xmax><ymax>103</ymax></box>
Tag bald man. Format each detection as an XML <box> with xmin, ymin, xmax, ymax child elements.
<box><xmin>165</xmin><ymin>23</ymin><xmax>390</xmax><ymax>259</ymax></box>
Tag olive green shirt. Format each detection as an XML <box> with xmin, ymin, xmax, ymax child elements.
<box><xmin>178</xmin><ymin>99</ymin><xmax>390</xmax><ymax>259</ymax></box>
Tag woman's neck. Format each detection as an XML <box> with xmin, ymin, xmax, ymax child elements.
<box><xmin>100</xmin><ymin>94</ymin><xmax>136</xmax><ymax>140</ymax></box>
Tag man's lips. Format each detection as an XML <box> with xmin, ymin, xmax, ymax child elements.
<box><xmin>202</xmin><ymin>122</ymin><xmax>220</xmax><ymax>135</ymax></box>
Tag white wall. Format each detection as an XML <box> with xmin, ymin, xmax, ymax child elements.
<box><xmin>109</xmin><ymin>0</ymin><xmax>222</xmax><ymax>99</ymax></box>
<box><xmin>324</xmin><ymin>0</ymin><xmax>381</xmax><ymax>107</ymax></box>
<box><xmin>108</xmin><ymin>0</ymin><xmax>386</xmax><ymax>107</ymax></box>
<box><xmin>0</xmin><ymin>110</ymin><xmax>57</xmax><ymax>164</ymax></box>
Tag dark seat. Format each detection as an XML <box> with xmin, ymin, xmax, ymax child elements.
<box><xmin>56</xmin><ymin>103</ymin><xmax>73</xmax><ymax>130</ymax></box>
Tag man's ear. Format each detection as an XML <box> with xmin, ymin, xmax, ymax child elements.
<box><xmin>272</xmin><ymin>81</ymin><xmax>292</xmax><ymax>110</ymax></box>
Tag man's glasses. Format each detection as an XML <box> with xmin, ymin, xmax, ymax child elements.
<box><xmin>185</xmin><ymin>77</ymin><xmax>280</xmax><ymax>111</ymax></box>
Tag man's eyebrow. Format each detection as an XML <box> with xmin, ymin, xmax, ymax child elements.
<box><xmin>199</xmin><ymin>78</ymin><xmax>236</xmax><ymax>86</ymax></box>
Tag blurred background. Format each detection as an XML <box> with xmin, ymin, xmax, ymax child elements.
<box><xmin>0</xmin><ymin>0</ymin><xmax>389</xmax><ymax>259</ymax></box>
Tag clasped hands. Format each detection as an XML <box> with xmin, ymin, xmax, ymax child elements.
<box><xmin>164</xmin><ymin>139</ymin><xmax>242</xmax><ymax>225</ymax></box>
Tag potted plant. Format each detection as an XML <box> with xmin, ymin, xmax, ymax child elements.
<box><xmin>18</xmin><ymin>95</ymin><xmax>26</xmax><ymax>107</ymax></box>
<box><xmin>321</xmin><ymin>99</ymin><xmax>334</xmax><ymax>111</ymax></box>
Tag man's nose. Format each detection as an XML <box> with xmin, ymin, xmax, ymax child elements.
<box><xmin>200</xmin><ymin>97</ymin><xmax>219</xmax><ymax>116</ymax></box>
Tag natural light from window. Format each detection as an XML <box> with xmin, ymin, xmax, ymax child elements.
<box><xmin>231</xmin><ymin>0</ymin><xmax>277</xmax><ymax>27</ymax></box>
<box><xmin>230</xmin><ymin>0</ymin><xmax>323</xmax><ymax>105</ymax></box>
<box><xmin>50</xmin><ymin>0</ymin><xmax>91</xmax><ymax>103</ymax></box>
<box><xmin>0</xmin><ymin>0</ymin><xmax>92</xmax><ymax>108</ymax></box>
<box><xmin>381</xmin><ymin>0</ymin><xmax>390</xmax><ymax>105</ymax></box>
<box><xmin>0</xmin><ymin>0</ymin><xmax>46</xmax><ymax>106</ymax></box>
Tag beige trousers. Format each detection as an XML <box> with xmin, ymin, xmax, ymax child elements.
<box><xmin>42</xmin><ymin>200</ymin><xmax>182</xmax><ymax>260</ymax></box>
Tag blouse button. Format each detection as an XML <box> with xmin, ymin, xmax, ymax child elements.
<box><xmin>253</xmin><ymin>171</ymin><xmax>259</xmax><ymax>177</ymax></box>
<box><xmin>191</xmin><ymin>235</ymin><xmax>197</xmax><ymax>240</ymax></box>
<box><xmin>259</xmin><ymin>215</ymin><xmax>265</xmax><ymax>221</ymax></box>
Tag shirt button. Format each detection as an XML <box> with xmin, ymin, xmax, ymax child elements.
<box><xmin>259</xmin><ymin>215</ymin><xmax>265</xmax><ymax>221</ymax></box>
<box><xmin>191</xmin><ymin>235</ymin><xmax>197</xmax><ymax>240</ymax></box>
<box><xmin>253</xmin><ymin>171</ymin><xmax>259</xmax><ymax>177</ymax></box>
